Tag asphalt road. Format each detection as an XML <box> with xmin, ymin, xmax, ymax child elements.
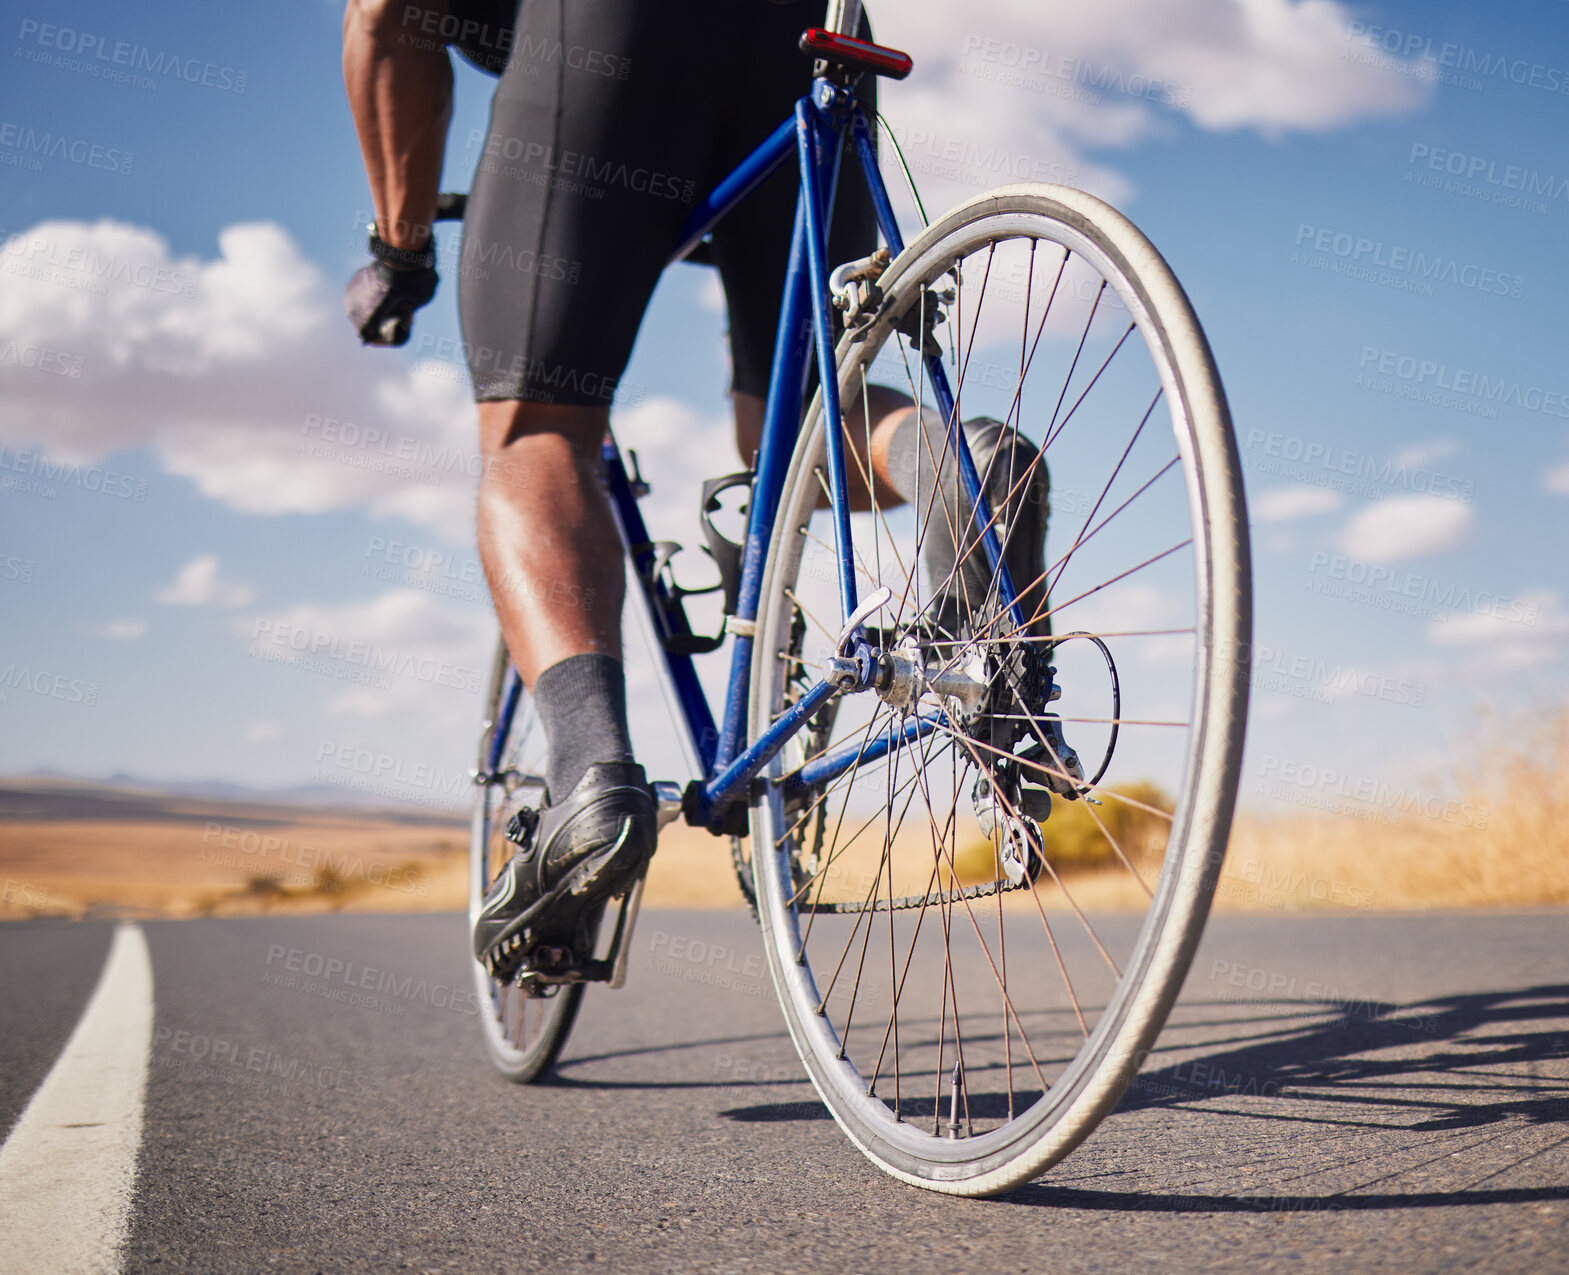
<box><xmin>3</xmin><ymin>908</ymin><xmax>1566</xmax><ymax>1273</ymax></box>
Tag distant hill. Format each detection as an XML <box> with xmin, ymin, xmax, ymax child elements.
<box><xmin>0</xmin><ymin>772</ymin><xmax>466</xmax><ymax>827</ymax></box>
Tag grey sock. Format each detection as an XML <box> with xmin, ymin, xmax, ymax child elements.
<box><xmin>532</xmin><ymin>653</ymin><xmax>634</xmax><ymax>799</ymax></box>
<box><xmin>883</xmin><ymin>411</ymin><xmax>1051</xmax><ymax>630</ymax></box>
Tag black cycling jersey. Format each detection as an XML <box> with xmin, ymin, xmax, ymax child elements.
<box><xmin>444</xmin><ymin>0</ymin><xmax>876</xmax><ymax>405</ymax></box>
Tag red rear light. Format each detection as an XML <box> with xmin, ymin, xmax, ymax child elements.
<box><xmin>799</xmin><ymin>27</ymin><xmax>914</xmax><ymax>80</ymax></box>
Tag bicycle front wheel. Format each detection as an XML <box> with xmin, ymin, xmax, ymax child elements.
<box><xmin>748</xmin><ymin>184</ymin><xmax>1251</xmax><ymax>1194</ymax></box>
<box><xmin>469</xmin><ymin>638</ymin><xmax>588</xmax><ymax>1083</ymax></box>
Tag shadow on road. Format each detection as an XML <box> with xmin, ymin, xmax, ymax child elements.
<box><xmin>1119</xmin><ymin>982</ymin><xmax>1569</xmax><ymax>1131</ymax></box>
<box><xmin>1004</xmin><ymin>1183</ymin><xmax>1569</xmax><ymax>1213</ymax></box>
<box><xmin>548</xmin><ymin>1029</ymin><xmax>807</xmax><ymax>1095</ymax></box>
<box><xmin>711</xmin><ymin>982</ymin><xmax>1569</xmax><ymax>1207</ymax></box>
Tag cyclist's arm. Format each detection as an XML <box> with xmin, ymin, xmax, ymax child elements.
<box><xmin>342</xmin><ymin>0</ymin><xmax>453</xmax><ymax>255</ymax></box>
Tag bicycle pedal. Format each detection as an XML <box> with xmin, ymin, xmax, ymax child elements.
<box><xmin>516</xmin><ymin>945</ymin><xmax>614</xmax><ymax>992</ymax></box>
<box><xmin>527</xmin><ymin>945</ymin><xmax>575</xmax><ymax>974</ymax></box>
<box><xmin>484</xmin><ymin>930</ymin><xmax>529</xmax><ymax>982</ymax></box>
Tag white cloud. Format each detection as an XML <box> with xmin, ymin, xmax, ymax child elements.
<box><xmin>0</xmin><ymin>220</ymin><xmax>480</xmax><ymax>541</ymax></box>
<box><xmin>1392</xmin><ymin>439</ymin><xmax>1461</xmax><ymax>470</ymax></box>
<box><xmin>245</xmin><ymin>721</ymin><xmax>283</xmax><ymax>742</ymax></box>
<box><xmin>1427</xmin><ymin>588</ymin><xmax>1569</xmax><ymax>669</ymax></box>
<box><xmin>873</xmin><ymin>0</ymin><xmax>1428</xmax><ymax>214</ymax></box>
<box><xmin>157</xmin><ymin>554</ymin><xmax>255</xmax><ymax>608</ymax></box>
<box><xmin>233</xmin><ymin>588</ymin><xmax>492</xmax><ymax>721</ymax></box>
<box><xmin>1339</xmin><ymin>494</ymin><xmax>1472</xmax><ymax>562</ymax></box>
<box><xmin>91</xmin><ymin>619</ymin><xmax>147</xmax><ymax>640</ymax></box>
<box><xmin>1253</xmin><ymin>484</ymin><xmax>1341</xmax><ymax>523</ymax></box>
<box><xmin>1545</xmin><ymin>462</ymin><xmax>1569</xmax><ymax>495</ymax></box>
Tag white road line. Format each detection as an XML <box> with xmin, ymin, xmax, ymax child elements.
<box><xmin>0</xmin><ymin>923</ymin><xmax>154</xmax><ymax>1275</ymax></box>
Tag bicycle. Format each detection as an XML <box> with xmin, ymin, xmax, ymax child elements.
<box><xmin>462</xmin><ymin>1</ymin><xmax>1251</xmax><ymax>1196</ymax></box>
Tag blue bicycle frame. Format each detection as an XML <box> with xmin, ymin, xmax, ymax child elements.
<box><xmin>487</xmin><ymin>73</ymin><xmax>1020</xmax><ymax>832</ymax></box>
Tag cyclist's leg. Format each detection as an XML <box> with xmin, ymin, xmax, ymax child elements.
<box><xmin>475</xmin><ymin>401</ymin><xmax>622</xmax><ymax>688</ymax></box>
<box><xmin>732</xmin><ymin>389</ymin><xmax>917</xmax><ymax>512</ymax></box>
<box><xmin>461</xmin><ymin>3</ymin><xmax>739</xmax><ymax>968</ymax></box>
<box><xmin>471</xmin><ymin>397</ymin><xmax>656</xmax><ymax>977</ymax></box>
<box><xmin>460</xmin><ymin>0</ymin><xmax>719</xmax><ymax>716</ymax></box>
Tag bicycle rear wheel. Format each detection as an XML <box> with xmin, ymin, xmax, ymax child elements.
<box><xmin>748</xmin><ymin>184</ymin><xmax>1250</xmax><ymax>1193</ymax></box>
<box><xmin>469</xmin><ymin>639</ymin><xmax>589</xmax><ymax>1083</ymax></box>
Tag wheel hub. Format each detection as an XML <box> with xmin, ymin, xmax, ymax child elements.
<box><xmin>873</xmin><ymin>640</ymin><xmax>990</xmax><ymax>719</ymax></box>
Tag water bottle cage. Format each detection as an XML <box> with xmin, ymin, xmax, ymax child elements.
<box><xmin>633</xmin><ymin>471</ymin><xmax>752</xmax><ymax>657</ymax></box>
<box><xmin>698</xmin><ymin>471</ymin><xmax>752</xmax><ymax>618</ymax></box>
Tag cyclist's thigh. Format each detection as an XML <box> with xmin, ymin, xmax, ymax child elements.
<box><xmin>459</xmin><ymin>0</ymin><xmax>723</xmax><ymax>406</ymax></box>
<box><xmin>709</xmin><ymin>1</ymin><xmax>879</xmax><ymax>400</ymax></box>
<box><xmin>388</xmin><ymin>0</ymin><xmax>512</xmax><ymax>74</ymax></box>
<box><xmin>445</xmin><ymin>0</ymin><xmax>515</xmax><ymax>75</ymax></box>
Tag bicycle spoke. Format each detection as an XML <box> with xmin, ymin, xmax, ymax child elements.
<box><xmin>953</xmin><ymin>723</ymin><xmax>1176</xmax><ymax>822</ymax></box>
<box><xmin>921</xmin><ymin>627</ymin><xmax>1195</xmax><ymax>646</ymax></box>
<box><xmin>941</xmin><ymin>724</ymin><xmax>1121</xmax><ymax>979</ymax></box>
<box><xmin>1046</xmin><ymin>278</ymin><xmax>1106</xmax><ymax>439</ymax></box>
<box><xmin>1044</xmin><ymin>387</ymin><xmax>1163</xmax><ymax>602</ymax></box>
<box><xmin>802</xmin><ymin>522</ymin><xmax>895</xmax><ymax>601</ymax></box>
<box><xmin>1040</xmin><ymin>321</ymin><xmax>1136</xmax><ymax>455</ymax></box>
<box><xmin>998</xmin><ymin>855</ymin><xmax>1013</xmax><ymax>1121</ymax></box>
<box><xmin>782</xmin><ymin>586</ymin><xmax>838</xmax><ymax>646</ymax></box>
<box><xmin>786</xmin><ymin>737</ymin><xmax>927</xmax><ymax>904</ymax></box>
<box><xmin>988</xmin><ymin>714</ymin><xmax>1190</xmax><ymax>729</ymax></box>
<box><xmin>795</xmin><ymin>711</ymin><xmax>895</xmax><ymax>943</ymax></box>
<box><xmin>904</xmin><ymin>724</ymin><xmax>1052</xmax><ymax>1092</ymax></box>
<box><xmin>823</xmin><ymin>712</ymin><xmax>944</xmax><ymax>1047</ymax></box>
<box><xmin>813</xmin><ymin>732</ymin><xmax>930</xmax><ymax>1008</ymax></box>
<box><xmin>1041</xmin><ymin>451</ymin><xmax>1183</xmax><ymax>608</ymax></box>
<box><xmin>1017</xmin><ymin>538</ymin><xmax>1194</xmax><ymax>637</ymax></box>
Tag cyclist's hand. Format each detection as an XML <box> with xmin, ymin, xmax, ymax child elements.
<box><xmin>345</xmin><ymin>260</ymin><xmax>438</xmax><ymax>347</ymax></box>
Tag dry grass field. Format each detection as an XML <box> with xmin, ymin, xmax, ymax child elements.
<box><xmin>2</xmin><ymin>709</ymin><xmax>1563</xmax><ymax>920</ymax></box>
<box><xmin>0</xmin><ymin>783</ymin><xmax>469</xmax><ymax>920</ymax></box>
<box><xmin>1221</xmin><ymin>705</ymin><xmax>1569</xmax><ymax>912</ymax></box>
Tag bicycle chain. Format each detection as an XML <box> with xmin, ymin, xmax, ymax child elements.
<box><xmin>795</xmin><ymin>868</ymin><xmax>1031</xmax><ymax>915</ymax></box>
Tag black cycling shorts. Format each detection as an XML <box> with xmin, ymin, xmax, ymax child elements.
<box><xmin>452</xmin><ymin>0</ymin><xmax>877</xmax><ymax>405</ymax></box>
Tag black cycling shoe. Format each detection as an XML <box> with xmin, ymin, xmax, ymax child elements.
<box><xmin>473</xmin><ymin>762</ymin><xmax>657</xmax><ymax>981</ymax></box>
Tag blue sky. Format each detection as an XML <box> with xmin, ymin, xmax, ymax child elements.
<box><xmin>1</xmin><ymin>0</ymin><xmax>1565</xmax><ymax>817</ymax></box>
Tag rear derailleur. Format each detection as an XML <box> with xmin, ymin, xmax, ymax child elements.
<box><xmin>967</xmin><ymin>643</ymin><xmax>1087</xmax><ymax>885</ymax></box>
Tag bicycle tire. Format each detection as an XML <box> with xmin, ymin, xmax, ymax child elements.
<box><xmin>748</xmin><ymin>183</ymin><xmax>1251</xmax><ymax>1194</ymax></box>
<box><xmin>469</xmin><ymin>637</ymin><xmax>589</xmax><ymax>1084</ymax></box>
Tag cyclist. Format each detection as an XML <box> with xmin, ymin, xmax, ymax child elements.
<box><xmin>342</xmin><ymin>0</ymin><xmax>1052</xmax><ymax>981</ymax></box>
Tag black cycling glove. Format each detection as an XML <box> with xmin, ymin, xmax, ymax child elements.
<box><xmin>345</xmin><ymin>258</ymin><xmax>439</xmax><ymax>348</ymax></box>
